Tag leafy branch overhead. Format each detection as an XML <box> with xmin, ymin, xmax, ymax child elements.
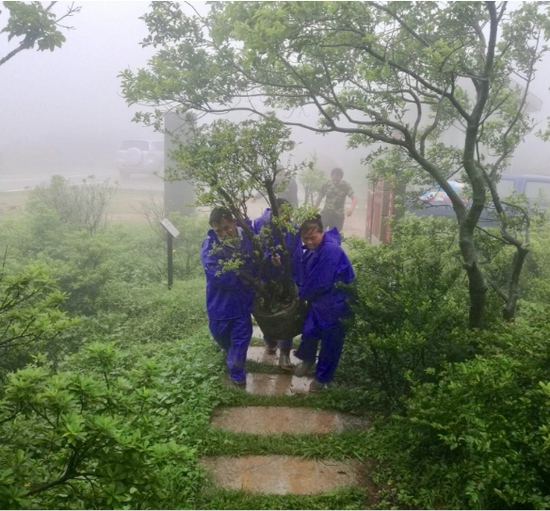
<box><xmin>120</xmin><ymin>1</ymin><xmax>550</xmax><ymax>326</ymax></box>
<box><xmin>0</xmin><ymin>1</ymin><xmax>81</xmax><ymax>67</ymax></box>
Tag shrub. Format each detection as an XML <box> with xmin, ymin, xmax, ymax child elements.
<box><xmin>28</xmin><ymin>175</ymin><xmax>117</xmax><ymax>235</ymax></box>
<box><xmin>0</xmin><ymin>334</ymin><xmax>221</xmax><ymax>510</ymax></box>
<box><xmin>0</xmin><ymin>264</ymin><xmax>76</xmax><ymax>376</ymax></box>
<box><xmin>370</xmin><ymin>302</ymin><xmax>550</xmax><ymax>509</ymax></box>
<box><xmin>340</xmin><ymin>215</ymin><xmax>474</xmax><ymax>404</ymax></box>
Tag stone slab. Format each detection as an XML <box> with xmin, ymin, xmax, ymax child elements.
<box><xmin>200</xmin><ymin>455</ymin><xmax>365</xmax><ymax>495</ymax></box>
<box><xmin>211</xmin><ymin>406</ymin><xmax>369</xmax><ymax>435</ymax></box>
<box><xmin>252</xmin><ymin>325</ymin><xmax>301</xmax><ymax>342</ymax></box>
<box><xmin>224</xmin><ymin>373</ymin><xmax>313</xmax><ymax>395</ymax></box>
<box><xmin>247</xmin><ymin>346</ymin><xmax>300</xmax><ymax>366</ymax></box>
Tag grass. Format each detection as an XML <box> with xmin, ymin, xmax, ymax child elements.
<box><xmin>201</xmin><ymin>428</ymin><xmax>372</xmax><ymax>460</ymax></box>
<box><xmin>194</xmin><ymin>487</ymin><xmax>370</xmax><ymax>510</ymax></box>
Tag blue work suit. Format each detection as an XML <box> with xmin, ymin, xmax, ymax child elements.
<box><xmin>295</xmin><ymin>228</ymin><xmax>355</xmax><ymax>383</ymax></box>
<box><xmin>253</xmin><ymin>208</ymin><xmax>302</xmax><ymax>351</ymax></box>
<box><xmin>201</xmin><ymin>226</ymin><xmax>255</xmax><ymax>382</ymax></box>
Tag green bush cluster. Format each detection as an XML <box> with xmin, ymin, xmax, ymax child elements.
<box><xmin>341</xmin><ymin>215</ymin><xmax>473</xmax><ymax>404</ymax></box>
<box><xmin>371</xmin><ymin>302</ymin><xmax>550</xmax><ymax>509</ymax></box>
<box><xmin>0</xmin><ymin>335</ymin><xmax>222</xmax><ymax>509</ymax></box>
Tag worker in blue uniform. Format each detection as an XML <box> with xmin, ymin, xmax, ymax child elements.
<box><xmin>201</xmin><ymin>207</ymin><xmax>256</xmax><ymax>387</ymax></box>
<box><xmin>253</xmin><ymin>199</ymin><xmax>302</xmax><ymax>371</ymax></box>
<box><xmin>294</xmin><ymin>216</ymin><xmax>355</xmax><ymax>392</ymax></box>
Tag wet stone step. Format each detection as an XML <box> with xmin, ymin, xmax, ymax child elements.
<box><xmin>200</xmin><ymin>455</ymin><xmax>365</xmax><ymax>495</ymax></box>
<box><xmin>211</xmin><ymin>406</ymin><xmax>369</xmax><ymax>435</ymax></box>
<box><xmin>252</xmin><ymin>325</ymin><xmax>301</xmax><ymax>342</ymax></box>
<box><xmin>247</xmin><ymin>346</ymin><xmax>301</xmax><ymax>366</ymax></box>
<box><xmin>224</xmin><ymin>373</ymin><xmax>312</xmax><ymax>395</ymax></box>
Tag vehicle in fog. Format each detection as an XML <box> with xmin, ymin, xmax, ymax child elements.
<box><xmin>409</xmin><ymin>174</ymin><xmax>550</xmax><ymax>225</ymax></box>
<box><xmin>115</xmin><ymin>140</ymin><xmax>164</xmax><ymax>178</ymax></box>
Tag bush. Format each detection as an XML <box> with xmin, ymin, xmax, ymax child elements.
<box><xmin>28</xmin><ymin>175</ymin><xmax>117</xmax><ymax>235</ymax></box>
<box><xmin>370</xmin><ymin>301</ymin><xmax>550</xmax><ymax>509</ymax></box>
<box><xmin>0</xmin><ymin>264</ymin><xmax>76</xmax><ymax>377</ymax></box>
<box><xmin>340</xmin><ymin>215</ymin><xmax>474</xmax><ymax>404</ymax></box>
<box><xmin>0</xmin><ymin>333</ymin><xmax>222</xmax><ymax>510</ymax></box>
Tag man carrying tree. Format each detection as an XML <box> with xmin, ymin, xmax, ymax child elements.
<box><xmin>254</xmin><ymin>198</ymin><xmax>302</xmax><ymax>371</ymax></box>
<box><xmin>315</xmin><ymin>168</ymin><xmax>358</xmax><ymax>233</ymax></box>
<box><xmin>294</xmin><ymin>216</ymin><xmax>355</xmax><ymax>392</ymax></box>
<box><xmin>201</xmin><ymin>207</ymin><xmax>255</xmax><ymax>387</ymax></box>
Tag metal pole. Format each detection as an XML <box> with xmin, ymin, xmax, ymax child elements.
<box><xmin>167</xmin><ymin>232</ymin><xmax>173</xmax><ymax>289</ymax></box>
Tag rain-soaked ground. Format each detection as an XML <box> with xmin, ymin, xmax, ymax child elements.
<box><xmin>203</xmin><ymin>341</ymin><xmax>370</xmax><ymax>496</ymax></box>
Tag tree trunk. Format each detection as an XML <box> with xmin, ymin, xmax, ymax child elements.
<box><xmin>503</xmin><ymin>246</ymin><xmax>529</xmax><ymax>320</ymax></box>
<box><xmin>458</xmin><ymin>224</ymin><xmax>487</xmax><ymax>328</ymax></box>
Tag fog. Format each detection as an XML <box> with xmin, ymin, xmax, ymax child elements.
<box><xmin>1</xmin><ymin>1</ymin><xmax>549</xmax><ymax>198</ymax></box>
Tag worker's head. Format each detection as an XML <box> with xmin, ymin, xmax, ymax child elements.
<box><xmin>209</xmin><ymin>207</ymin><xmax>237</xmax><ymax>239</ymax></box>
<box><xmin>300</xmin><ymin>216</ymin><xmax>324</xmax><ymax>250</ymax></box>
<box><xmin>331</xmin><ymin>167</ymin><xmax>344</xmax><ymax>186</ymax></box>
<box><xmin>275</xmin><ymin>198</ymin><xmax>292</xmax><ymax>221</ymax></box>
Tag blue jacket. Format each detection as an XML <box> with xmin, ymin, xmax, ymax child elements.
<box><xmin>253</xmin><ymin>208</ymin><xmax>302</xmax><ymax>285</ymax></box>
<box><xmin>299</xmin><ymin>228</ymin><xmax>355</xmax><ymax>328</ymax></box>
<box><xmin>201</xmin><ymin>226</ymin><xmax>255</xmax><ymax>320</ymax></box>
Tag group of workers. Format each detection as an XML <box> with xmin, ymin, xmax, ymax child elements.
<box><xmin>200</xmin><ymin>168</ymin><xmax>356</xmax><ymax>393</ymax></box>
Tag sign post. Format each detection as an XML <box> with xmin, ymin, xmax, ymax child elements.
<box><xmin>160</xmin><ymin>218</ymin><xmax>180</xmax><ymax>289</ymax></box>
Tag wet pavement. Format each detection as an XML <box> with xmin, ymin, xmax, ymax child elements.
<box><xmin>200</xmin><ymin>455</ymin><xmax>365</xmax><ymax>495</ymax></box>
<box><xmin>211</xmin><ymin>406</ymin><xmax>369</xmax><ymax>435</ymax></box>
<box><xmin>247</xmin><ymin>346</ymin><xmax>301</xmax><ymax>366</ymax></box>
<box><xmin>224</xmin><ymin>373</ymin><xmax>313</xmax><ymax>395</ymax></box>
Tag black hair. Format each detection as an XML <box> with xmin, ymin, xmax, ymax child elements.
<box><xmin>209</xmin><ymin>207</ymin><xmax>233</xmax><ymax>226</ymax></box>
<box><xmin>299</xmin><ymin>215</ymin><xmax>323</xmax><ymax>235</ymax></box>
<box><xmin>275</xmin><ymin>198</ymin><xmax>290</xmax><ymax>208</ymax></box>
<box><xmin>331</xmin><ymin>167</ymin><xmax>344</xmax><ymax>177</ymax></box>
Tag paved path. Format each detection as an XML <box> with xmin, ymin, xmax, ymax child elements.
<box><xmin>201</xmin><ymin>344</ymin><xmax>370</xmax><ymax>496</ymax></box>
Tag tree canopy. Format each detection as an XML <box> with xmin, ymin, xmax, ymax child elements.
<box><xmin>0</xmin><ymin>1</ymin><xmax>80</xmax><ymax>68</ymax></box>
<box><xmin>120</xmin><ymin>1</ymin><xmax>550</xmax><ymax>327</ymax></box>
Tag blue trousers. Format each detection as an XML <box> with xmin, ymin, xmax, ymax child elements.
<box><xmin>294</xmin><ymin>311</ymin><xmax>345</xmax><ymax>384</ymax></box>
<box><xmin>209</xmin><ymin>315</ymin><xmax>252</xmax><ymax>382</ymax></box>
<box><xmin>263</xmin><ymin>337</ymin><xmax>292</xmax><ymax>352</ymax></box>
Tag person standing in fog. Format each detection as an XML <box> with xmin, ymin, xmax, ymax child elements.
<box><xmin>316</xmin><ymin>168</ymin><xmax>357</xmax><ymax>232</ymax></box>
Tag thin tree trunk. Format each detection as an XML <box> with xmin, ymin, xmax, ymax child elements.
<box><xmin>459</xmin><ymin>224</ymin><xmax>487</xmax><ymax>328</ymax></box>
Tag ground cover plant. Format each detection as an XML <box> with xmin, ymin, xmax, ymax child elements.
<box><xmin>3</xmin><ymin>152</ymin><xmax>550</xmax><ymax>509</ymax></box>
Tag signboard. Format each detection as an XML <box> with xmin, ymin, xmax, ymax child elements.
<box><xmin>160</xmin><ymin>218</ymin><xmax>180</xmax><ymax>238</ymax></box>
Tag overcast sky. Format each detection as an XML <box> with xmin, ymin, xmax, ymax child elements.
<box><xmin>1</xmin><ymin>1</ymin><xmax>549</xmax><ymax>182</ymax></box>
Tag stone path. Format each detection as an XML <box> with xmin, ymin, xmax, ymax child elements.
<box><xmin>223</xmin><ymin>372</ymin><xmax>312</xmax><ymax>395</ymax></box>
<box><xmin>211</xmin><ymin>406</ymin><xmax>369</xmax><ymax>435</ymax></box>
<box><xmin>247</xmin><ymin>346</ymin><xmax>301</xmax><ymax>365</ymax></box>
<box><xmin>202</xmin><ymin>341</ymin><xmax>369</xmax><ymax>496</ymax></box>
<box><xmin>201</xmin><ymin>455</ymin><xmax>365</xmax><ymax>495</ymax></box>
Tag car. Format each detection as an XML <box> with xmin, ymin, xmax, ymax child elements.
<box><xmin>409</xmin><ymin>174</ymin><xmax>550</xmax><ymax>226</ymax></box>
<box><xmin>115</xmin><ymin>140</ymin><xmax>164</xmax><ymax>178</ymax></box>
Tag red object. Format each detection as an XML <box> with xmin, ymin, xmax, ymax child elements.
<box><xmin>366</xmin><ymin>180</ymin><xmax>394</xmax><ymax>244</ymax></box>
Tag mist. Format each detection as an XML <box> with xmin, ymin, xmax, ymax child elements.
<box><xmin>1</xmin><ymin>1</ymin><xmax>549</xmax><ymax>199</ymax></box>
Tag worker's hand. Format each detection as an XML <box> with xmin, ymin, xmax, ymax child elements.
<box><xmin>346</xmin><ymin>208</ymin><xmax>354</xmax><ymax>217</ymax></box>
<box><xmin>272</xmin><ymin>254</ymin><xmax>281</xmax><ymax>267</ymax></box>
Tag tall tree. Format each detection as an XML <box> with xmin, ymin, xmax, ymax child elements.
<box><xmin>120</xmin><ymin>1</ymin><xmax>550</xmax><ymax>327</ymax></box>
<box><xmin>0</xmin><ymin>1</ymin><xmax>80</xmax><ymax>68</ymax></box>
